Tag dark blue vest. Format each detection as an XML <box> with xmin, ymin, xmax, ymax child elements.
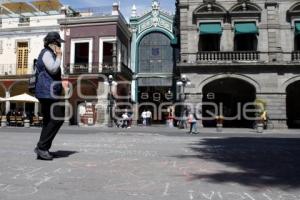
<box><xmin>35</xmin><ymin>48</ymin><xmax>62</xmax><ymax>99</ymax></box>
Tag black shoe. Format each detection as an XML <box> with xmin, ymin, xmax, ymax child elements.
<box><xmin>34</xmin><ymin>147</ymin><xmax>53</xmax><ymax>160</ymax></box>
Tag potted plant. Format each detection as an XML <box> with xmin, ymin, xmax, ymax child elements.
<box><xmin>254</xmin><ymin>99</ymin><xmax>267</xmax><ymax>133</ymax></box>
<box><xmin>216</xmin><ymin>115</ymin><xmax>224</xmax><ymax>132</ymax></box>
<box><xmin>256</xmin><ymin>117</ymin><xmax>264</xmax><ymax>133</ymax></box>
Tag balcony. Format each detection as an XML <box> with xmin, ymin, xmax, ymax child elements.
<box><xmin>64</xmin><ymin>62</ymin><xmax>129</xmax><ymax>75</ymax></box>
<box><xmin>178</xmin><ymin>51</ymin><xmax>264</xmax><ymax>65</ymax></box>
<box><xmin>63</xmin><ymin>62</ymin><xmax>133</xmax><ymax>80</ymax></box>
<box><xmin>18</xmin><ymin>17</ymin><xmax>30</xmax><ymax>27</ymax></box>
<box><xmin>197</xmin><ymin>51</ymin><xmax>260</xmax><ymax>62</ymax></box>
<box><xmin>0</xmin><ymin>64</ymin><xmax>17</xmax><ymax>76</ymax></box>
<box><xmin>64</xmin><ymin>63</ymin><xmax>100</xmax><ymax>74</ymax></box>
<box><xmin>292</xmin><ymin>51</ymin><xmax>300</xmax><ymax>61</ymax></box>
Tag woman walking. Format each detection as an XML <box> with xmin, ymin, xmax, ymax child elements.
<box><xmin>34</xmin><ymin>32</ymin><xmax>66</xmax><ymax>160</ymax></box>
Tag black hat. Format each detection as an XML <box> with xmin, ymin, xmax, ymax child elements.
<box><xmin>44</xmin><ymin>32</ymin><xmax>65</xmax><ymax>44</ymax></box>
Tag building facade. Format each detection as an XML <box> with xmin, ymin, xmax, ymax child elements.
<box><xmin>0</xmin><ymin>0</ymin><xmax>75</xmax><ymax>115</ymax></box>
<box><xmin>176</xmin><ymin>0</ymin><xmax>300</xmax><ymax>128</ymax></box>
<box><xmin>0</xmin><ymin>1</ymin><xmax>132</xmax><ymax>127</ymax></box>
<box><xmin>59</xmin><ymin>3</ymin><xmax>132</xmax><ymax>126</ymax></box>
<box><xmin>130</xmin><ymin>0</ymin><xmax>178</xmax><ymax>123</ymax></box>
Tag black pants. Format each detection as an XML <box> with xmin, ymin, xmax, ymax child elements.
<box><xmin>37</xmin><ymin>99</ymin><xmax>65</xmax><ymax>151</ymax></box>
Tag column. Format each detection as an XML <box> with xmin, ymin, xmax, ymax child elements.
<box><xmin>63</xmin><ymin>99</ymin><xmax>70</xmax><ymax>126</ymax></box>
<box><xmin>117</xmin><ymin>40</ymin><xmax>121</xmax><ymax>72</ymax></box>
<box><xmin>130</xmin><ymin>28</ymin><xmax>137</xmax><ymax>73</ymax></box>
<box><xmin>34</xmin><ymin>102</ymin><xmax>39</xmax><ymax>116</ymax></box>
<box><xmin>5</xmin><ymin>91</ymin><xmax>10</xmax><ymax>114</ymax></box>
<box><xmin>265</xmin><ymin>2</ymin><xmax>282</xmax><ymax>62</ymax></box>
<box><xmin>256</xmin><ymin>93</ymin><xmax>288</xmax><ymax>129</ymax></box>
<box><xmin>131</xmin><ymin>79</ymin><xmax>137</xmax><ymax>103</ymax></box>
<box><xmin>112</xmin><ymin>41</ymin><xmax>117</xmax><ymax>72</ymax></box>
<box><xmin>179</xmin><ymin>6</ymin><xmax>189</xmax><ymax>63</ymax></box>
<box><xmin>95</xmin><ymin>80</ymin><xmax>109</xmax><ymax>126</ymax></box>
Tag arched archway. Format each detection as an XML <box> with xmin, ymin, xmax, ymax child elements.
<box><xmin>286</xmin><ymin>81</ymin><xmax>300</xmax><ymax>128</ymax></box>
<box><xmin>138</xmin><ymin>31</ymin><xmax>174</xmax><ymax>73</ymax></box>
<box><xmin>137</xmin><ymin>31</ymin><xmax>174</xmax><ymax>123</ymax></box>
<box><xmin>202</xmin><ymin>78</ymin><xmax>256</xmax><ymax>128</ymax></box>
<box><xmin>9</xmin><ymin>81</ymin><xmax>30</xmax><ymax>96</ymax></box>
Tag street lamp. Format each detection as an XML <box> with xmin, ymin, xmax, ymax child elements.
<box><xmin>107</xmin><ymin>74</ymin><xmax>117</xmax><ymax>127</ymax></box>
<box><xmin>176</xmin><ymin>74</ymin><xmax>191</xmax><ymax>128</ymax></box>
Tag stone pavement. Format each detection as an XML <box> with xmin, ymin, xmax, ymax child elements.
<box><xmin>0</xmin><ymin>126</ymin><xmax>300</xmax><ymax>200</ymax></box>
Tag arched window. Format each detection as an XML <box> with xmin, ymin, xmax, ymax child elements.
<box><xmin>295</xmin><ymin>22</ymin><xmax>300</xmax><ymax>51</ymax></box>
<box><xmin>287</xmin><ymin>2</ymin><xmax>300</xmax><ymax>22</ymax></box>
<box><xmin>198</xmin><ymin>23</ymin><xmax>222</xmax><ymax>51</ymax></box>
<box><xmin>193</xmin><ymin>2</ymin><xmax>227</xmax><ymax>21</ymax></box>
<box><xmin>287</xmin><ymin>3</ymin><xmax>300</xmax><ymax>51</ymax></box>
<box><xmin>193</xmin><ymin>2</ymin><xmax>226</xmax><ymax>52</ymax></box>
<box><xmin>229</xmin><ymin>1</ymin><xmax>262</xmax><ymax>20</ymax></box>
<box><xmin>138</xmin><ymin>32</ymin><xmax>173</xmax><ymax>73</ymax></box>
<box><xmin>234</xmin><ymin>22</ymin><xmax>258</xmax><ymax>51</ymax></box>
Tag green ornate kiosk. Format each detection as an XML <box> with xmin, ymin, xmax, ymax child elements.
<box><xmin>130</xmin><ymin>0</ymin><xmax>177</xmax><ymax>123</ymax></box>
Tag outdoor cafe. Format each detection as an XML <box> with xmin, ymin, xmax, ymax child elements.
<box><xmin>0</xmin><ymin>93</ymin><xmax>43</xmax><ymax>127</ymax></box>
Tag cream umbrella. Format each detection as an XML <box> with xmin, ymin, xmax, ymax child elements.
<box><xmin>6</xmin><ymin>93</ymin><xmax>39</xmax><ymax>103</ymax></box>
<box><xmin>5</xmin><ymin>93</ymin><xmax>39</xmax><ymax>115</ymax></box>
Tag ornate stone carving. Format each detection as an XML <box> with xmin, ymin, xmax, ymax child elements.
<box><xmin>137</xmin><ymin>0</ymin><xmax>173</xmax><ymax>34</ymax></box>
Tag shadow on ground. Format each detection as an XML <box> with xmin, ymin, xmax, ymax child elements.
<box><xmin>51</xmin><ymin>150</ymin><xmax>78</xmax><ymax>158</ymax></box>
<box><xmin>175</xmin><ymin>137</ymin><xmax>300</xmax><ymax>189</ymax></box>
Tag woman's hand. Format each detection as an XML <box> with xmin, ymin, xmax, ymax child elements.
<box><xmin>62</xmin><ymin>80</ymin><xmax>70</xmax><ymax>91</ymax></box>
<box><xmin>55</xmin><ymin>46</ymin><xmax>62</xmax><ymax>57</ymax></box>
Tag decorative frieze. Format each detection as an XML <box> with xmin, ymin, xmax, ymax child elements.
<box><xmin>137</xmin><ymin>4</ymin><xmax>173</xmax><ymax>35</ymax></box>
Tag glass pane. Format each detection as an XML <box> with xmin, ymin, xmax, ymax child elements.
<box><xmin>138</xmin><ymin>32</ymin><xmax>173</xmax><ymax>73</ymax></box>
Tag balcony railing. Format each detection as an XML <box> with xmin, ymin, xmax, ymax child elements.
<box><xmin>64</xmin><ymin>63</ymin><xmax>98</xmax><ymax>74</ymax></box>
<box><xmin>197</xmin><ymin>51</ymin><xmax>260</xmax><ymax>61</ymax></box>
<box><xmin>292</xmin><ymin>51</ymin><xmax>300</xmax><ymax>61</ymax></box>
<box><xmin>64</xmin><ymin>62</ymin><xmax>118</xmax><ymax>75</ymax></box>
<box><xmin>0</xmin><ymin>64</ymin><xmax>31</xmax><ymax>76</ymax></box>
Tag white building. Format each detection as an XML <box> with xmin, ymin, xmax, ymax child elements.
<box><xmin>0</xmin><ymin>0</ymin><xmax>76</xmax><ymax>114</ymax></box>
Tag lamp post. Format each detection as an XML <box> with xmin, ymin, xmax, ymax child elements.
<box><xmin>107</xmin><ymin>74</ymin><xmax>117</xmax><ymax>127</ymax></box>
<box><xmin>176</xmin><ymin>75</ymin><xmax>191</xmax><ymax>129</ymax></box>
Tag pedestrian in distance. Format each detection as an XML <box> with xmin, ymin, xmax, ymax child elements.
<box><xmin>121</xmin><ymin>111</ymin><xmax>129</xmax><ymax>128</ymax></box>
<box><xmin>146</xmin><ymin>109</ymin><xmax>152</xmax><ymax>126</ymax></box>
<box><xmin>188</xmin><ymin>112</ymin><xmax>199</xmax><ymax>134</ymax></box>
<box><xmin>34</xmin><ymin>32</ymin><xmax>67</xmax><ymax>161</ymax></box>
<box><xmin>167</xmin><ymin>108</ymin><xmax>174</xmax><ymax>128</ymax></box>
<box><xmin>141</xmin><ymin>110</ymin><xmax>147</xmax><ymax>126</ymax></box>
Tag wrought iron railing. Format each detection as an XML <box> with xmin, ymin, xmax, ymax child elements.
<box><xmin>64</xmin><ymin>62</ymin><xmax>117</xmax><ymax>75</ymax></box>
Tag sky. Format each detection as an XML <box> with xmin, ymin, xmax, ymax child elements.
<box><xmin>60</xmin><ymin>0</ymin><xmax>175</xmax><ymax>20</ymax></box>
